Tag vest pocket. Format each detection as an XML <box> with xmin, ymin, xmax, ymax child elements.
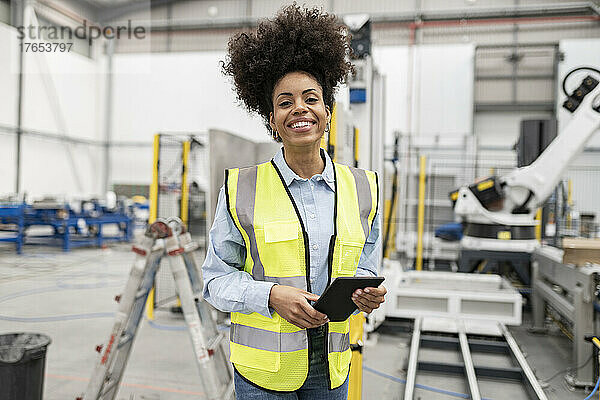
<box><xmin>336</xmin><ymin>241</ymin><xmax>364</xmax><ymax>276</ymax></box>
<box><xmin>230</xmin><ymin>341</ymin><xmax>281</xmax><ymax>372</ymax></box>
<box><xmin>262</xmin><ymin>221</ymin><xmax>303</xmax><ymax>276</ymax></box>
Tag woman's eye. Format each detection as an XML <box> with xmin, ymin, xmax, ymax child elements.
<box><xmin>279</xmin><ymin>101</ymin><xmax>292</xmax><ymax>107</ymax></box>
<box><xmin>306</xmin><ymin>97</ymin><xmax>318</xmax><ymax>103</ymax></box>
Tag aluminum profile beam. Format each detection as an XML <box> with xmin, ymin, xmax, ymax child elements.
<box><xmin>499</xmin><ymin>323</ymin><xmax>548</xmax><ymax>400</ymax></box>
<box><xmin>140</xmin><ymin>2</ymin><xmax>600</xmax><ymax>33</ymax></box>
<box><xmin>404</xmin><ymin>317</ymin><xmax>422</xmax><ymax>400</ymax></box>
<box><xmin>458</xmin><ymin>326</ymin><xmax>481</xmax><ymax>400</ymax></box>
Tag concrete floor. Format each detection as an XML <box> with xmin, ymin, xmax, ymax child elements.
<box><xmin>0</xmin><ymin>243</ymin><xmax>595</xmax><ymax>399</ymax></box>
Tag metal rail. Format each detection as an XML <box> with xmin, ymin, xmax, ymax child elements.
<box><xmin>404</xmin><ymin>319</ymin><xmax>548</xmax><ymax>400</ymax></box>
<box><xmin>403</xmin><ymin>317</ymin><xmax>422</xmax><ymax>400</ymax></box>
<box><xmin>458</xmin><ymin>325</ymin><xmax>481</xmax><ymax>400</ymax></box>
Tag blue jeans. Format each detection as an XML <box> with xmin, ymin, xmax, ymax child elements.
<box><xmin>233</xmin><ymin>326</ymin><xmax>349</xmax><ymax>400</ymax></box>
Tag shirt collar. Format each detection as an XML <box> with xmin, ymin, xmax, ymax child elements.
<box><xmin>272</xmin><ymin>146</ymin><xmax>335</xmax><ymax>191</ymax></box>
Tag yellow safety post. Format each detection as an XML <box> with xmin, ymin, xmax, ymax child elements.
<box><xmin>535</xmin><ymin>208</ymin><xmax>542</xmax><ymax>241</ymax></box>
<box><xmin>567</xmin><ymin>179</ymin><xmax>573</xmax><ymax>229</ymax></box>
<box><xmin>180</xmin><ymin>140</ymin><xmax>190</xmax><ymax>226</ymax></box>
<box><xmin>353</xmin><ymin>127</ymin><xmax>360</xmax><ymax>168</ymax></box>
<box><xmin>146</xmin><ymin>134</ymin><xmax>160</xmax><ymax>321</ymax></box>
<box><xmin>347</xmin><ymin>313</ymin><xmax>366</xmax><ymax>400</ymax></box>
<box><xmin>383</xmin><ymin>197</ymin><xmax>399</xmax><ymax>259</ymax></box>
<box><xmin>330</xmin><ymin>103</ymin><xmax>338</xmax><ymax>162</ymax></box>
<box><xmin>590</xmin><ymin>336</ymin><xmax>600</xmax><ymax>400</ymax></box>
<box><xmin>416</xmin><ymin>155</ymin><xmax>427</xmax><ymax>271</ymax></box>
<box><xmin>148</xmin><ymin>134</ymin><xmax>160</xmax><ymax>225</ymax></box>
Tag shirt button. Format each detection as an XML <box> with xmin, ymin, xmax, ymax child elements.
<box><xmin>310</xmin><ymin>213</ymin><xmax>316</xmax><ymax>219</ymax></box>
<box><xmin>312</xmin><ymin>244</ymin><xmax>318</xmax><ymax>250</ymax></box>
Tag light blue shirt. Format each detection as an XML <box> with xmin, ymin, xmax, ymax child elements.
<box><xmin>202</xmin><ymin>147</ymin><xmax>381</xmax><ymax>318</ymax></box>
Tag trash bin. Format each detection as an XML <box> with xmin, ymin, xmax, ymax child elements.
<box><xmin>0</xmin><ymin>333</ymin><xmax>51</xmax><ymax>400</ymax></box>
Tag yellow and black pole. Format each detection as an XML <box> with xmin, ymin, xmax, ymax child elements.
<box><xmin>146</xmin><ymin>134</ymin><xmax>161</xmax><ymax>320</ymax></box>
<box><xmin>329</xmin><ymin>103</ymin><xmax>338</xmax><ymax>162</ymax></box>
<box><xmin>584</xmin><ymin>335</ymin><xmax>600</xmax><ymax>399</ymax></box>
<box><xmin>416</xmin><ymin>155</ymin><xmax>427</xmax><ymax>271</ymax></box>
<box><xmin>348</xmin><ymin>313</ymin><xmax>366</xmax><ymax>400</ymax></box>
<box><xmin>180</xmin><ymin>140</ymin><xmax>190</xmax><ymax>227</ymax></box>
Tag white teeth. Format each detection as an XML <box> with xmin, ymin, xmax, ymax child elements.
<box><xmin>291</xmin><ymin>121</ymin><xmax>312</xmax><ymax>129</ymax></box>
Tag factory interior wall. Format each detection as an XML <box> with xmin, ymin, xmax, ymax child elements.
<box><xmin>372</xmin><ymin>43</ymin><xmax>474</xmax><ymax>142</ymax></box>
<box><xmin>0</xmin><ymin>21</ymin><xmax>106</xmax><ymax>198</ymax></box>
<box><xmin>474</xmin><ymin>111</ymin><xmax>554</xmax><ymax>148</ymax></box>
<box><xmin>0</xmin><ymin>23</ymin><xmax>17</xmax><ymax>194</ymax></box>
<box><xmin>109</xmin><ymin>43</ymin><xmax>475</xmax><ymax>185</ymax></box>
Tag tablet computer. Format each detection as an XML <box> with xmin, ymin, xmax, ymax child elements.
<box><xmin>313</xmin><ymin>276</ymin><xmax>385</xmax><ymax>322</ymax></box>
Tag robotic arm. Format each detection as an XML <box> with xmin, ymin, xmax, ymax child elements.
<box><xmin>453</xmin><ymin>70</ymin><xmax>600</xmax><ymax>229</ymax></box>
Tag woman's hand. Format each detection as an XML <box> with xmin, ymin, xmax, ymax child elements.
<box><xmin>352</xmin><ymin>285</ymin><xmax>387</xmax><ymax>313</ymax></box>
<box><xmin>269</xmin><ymin>285</ymin><xmax>329</xmax><ymax>329</ymax></box>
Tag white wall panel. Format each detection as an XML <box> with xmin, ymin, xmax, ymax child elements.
<box><xmin>20</xmin><ymin>137</ymin><xmax>103</xmax><ymax>196</ymax></box>
<box><xmin>414</xmin><ymin>44</ymin><xmax>474</xmax><ymax>136</ymax></box>
<box><xmin>0</xmin><ymin>22</ymin><xmax>105</xmax><ymax>197</ymax></box>
<box><xmin>0</xmin><ymin>23</ymin><xmax>17</xmax><ymax>127</ymax></box>
<box><xmin>474</xmin><ymin>111</ymin><xmax>553</xmax><ymax>147</ymax></box>
<box><xmin>111</xmin><ymin>51</ymin><xmax>266</xmax><ymax>143</ymax></box>
<box><xmin>372</xmin><ymin>46</ymin><xmax>410</xmax><ymax>141</ymax></box>
<box><xmin>111</xmin><ymin>146</ymin><xmax>153</xmax><ymax>185</ymax></box>
<box><xmin>21</xmin><ymin>50</ymin><xmax>104</xmax><ymax>141</ymax></box>
<box><xmin>373</xmin><ymin>44</ymin><xmax>474</xmax><ymax>141</ymax></box>
<box><xmin>0</xmin><ymin>135</ymin><xmax>16</xmax><ymax>194</ymax></box>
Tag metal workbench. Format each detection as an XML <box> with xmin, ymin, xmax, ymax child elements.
<box><xmin>531</xmin><ymin>245</ymin><xmax>600</xmax><ymax>387</ymax></box>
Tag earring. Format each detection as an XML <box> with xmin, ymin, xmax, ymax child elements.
<box><xmin>325</xmin><ymin>121</ymin><xmax>331</xmax><ymax>134</ymax></box>
<box><xmin>272</xmin><ymin>129</ymin><xmax>279</xmax><ymax>140</ymax></box>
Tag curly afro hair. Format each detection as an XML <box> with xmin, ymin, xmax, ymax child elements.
<box><xmin>222</xmin><ymin>4</ymin><xmax>354</xmax><ymax>139</ymax></box>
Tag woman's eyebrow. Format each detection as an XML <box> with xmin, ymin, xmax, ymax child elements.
<box><xmin>276</xmin><ymin>88</ymin><xmax>318</xmax><ymax>98</ymax></box>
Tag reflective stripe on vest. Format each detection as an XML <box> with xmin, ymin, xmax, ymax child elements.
<box><xmin>328</xmin><ymin>331</ymin><xmax>350</xmax><ymax>353</ymax></box>
<box><xmin>230</xmin><ymin>323</ymin><xmax>307</xmax><ymax>353</ymax></box>
<box><xmin>225</xmin><ymin>159</ymin><xmax>378</xmax><ymax>391</ymax></box>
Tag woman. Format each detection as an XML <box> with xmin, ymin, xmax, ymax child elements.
<box><xmin>202</xmin><ymin>5</ymin><xmax>386</xmax><ymax>399</ymax></box>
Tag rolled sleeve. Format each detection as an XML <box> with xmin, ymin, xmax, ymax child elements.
<box><xmin>202</xmin><ymin>186</ymin><xmax>276</xmax><ymax>318</ymax></box>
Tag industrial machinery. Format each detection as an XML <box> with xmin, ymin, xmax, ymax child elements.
<box><xmin>452</xmin><ymin>68</ymin><xmax>600</xmax><ymax>254</ymax></box>
<box><xmin>531</xmin><ymin>246</ymin><xmax>600</xmax><ymax>388</ymax></box>
<box><xmin>0</xmin><ymin>194</ymin><xmax>133</xmax><ymax>253</ymax></box>
<box><xmin>381</xmin><ymin>260</ymin><xmax>548</xmax><ymax>400</ymax></box>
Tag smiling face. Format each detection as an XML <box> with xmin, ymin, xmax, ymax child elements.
<box><xmin>269</xmin><ymin>71</ymin><xmax>331</xmax><ymax>148</ymax></box>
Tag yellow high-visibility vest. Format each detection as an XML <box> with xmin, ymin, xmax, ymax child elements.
<box><xmin>225</xmin><ymin>158</ymin><xmax>378</xmax><ymax>391</ymax></box>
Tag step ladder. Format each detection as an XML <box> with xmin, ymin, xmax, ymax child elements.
<box><xmin>404</xmin><ymin>317</ymin><xmax>548</xmax><ymax>400</ymax></box>
<box><xmin>78</xmin><ymin>218</ymin><xmax>233</xmax><ymax>400</ymax></box>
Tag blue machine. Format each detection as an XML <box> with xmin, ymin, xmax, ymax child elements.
<box><xmin>0</xmin><ymin>199</ymin><xmax>133</xmax><ymax>253</ymax></box>
<box><xmin>0</xmin><ymin>202</ymin><xmax>26</xmax><ymax>254</ymax></box>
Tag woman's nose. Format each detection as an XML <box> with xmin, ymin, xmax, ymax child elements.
<box><xmin>292</xmin><ymin>102</ymin><xmax>309</xmax><ymax>115</ymax></box>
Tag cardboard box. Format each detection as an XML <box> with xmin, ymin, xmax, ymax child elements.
<box><xmin>562</xmin><ymin>238</ymin><xmax>600</xmax><ymax>266</ymax></box>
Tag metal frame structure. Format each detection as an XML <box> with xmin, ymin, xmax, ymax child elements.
<box><xmin>147</xmin><ymin>133</ymin><xmax>199</xmax><ymax>318</ymax></box>
<box><xmin>404</xmin><ymin>318</ymin><xmax>548</xmax><ymax>400</ymax></box>
<box><xmin>531</xmin><ymin>245</ymin><xmax>600</xmax><ymax>387</ymax></box>
<box><xmin>0</xmin><ymin>200</ymin><xmax>133</xmax><ymax>253</ymax></box>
